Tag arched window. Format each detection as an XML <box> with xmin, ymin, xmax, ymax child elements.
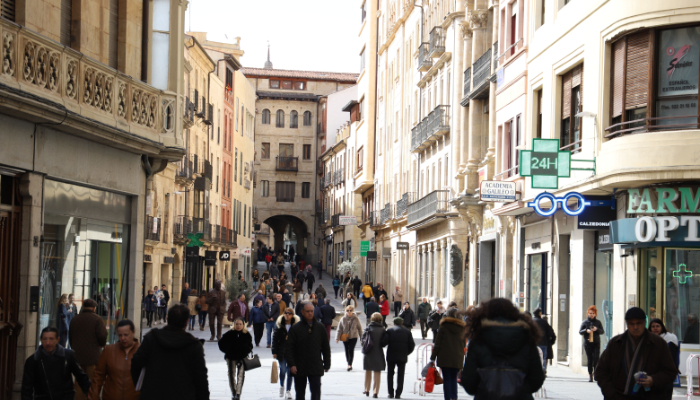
<box><xmin>276</xmin><ymin>110</ymin><xmax>285</xmax><ymax>128</ymax></box>
<box><xmin>290</xmin><ymin>111</ymin><xmax>298</xmax><ymax>128</ymax></box>
<box><xmin>303</xmin><ymin>111</ymin><xmax>312</xmax><ymax>126</ymax></box>
<box><xmin>262</xmin><ymin>109</ymin><xmax>270</xmax><ymax>124</ymax></box>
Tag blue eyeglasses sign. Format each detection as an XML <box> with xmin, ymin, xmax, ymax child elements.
<box><xmin>528</xmin><ymin>192</ymin><xmax>592</xmax><ymax>217</ymax></box>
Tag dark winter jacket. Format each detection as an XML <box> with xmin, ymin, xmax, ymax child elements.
<box><xmin>320</xmin><ymin>304</ymin><xmax>337</xmax><ymax>325</ymax></box>
<box><xmin>533</xmin><ymin>316</ymin><xmax>556</xmax><ymax>348</ymax></box>
<box><xmin>365</xmin><ymin>301</ymin><xmax>379</xmax><ymax>317</ymax></box>
<box><xmin>218</xmin><ymin>329</ymin><xmax>254</xmax><ymax>361</ymax></box>
<box><xmin>595</xmin><ymin>330</ymin><xmax>678</xmax><ymax>400</ymax></box>
<box><xmin>315</xmin><ymin>286</ymin><xmax>327</xmax><ymax>300</ymax></box>
<box><xmin>579</xmin><ymin>317</ymin><xmax>605</xmax><ymax>345</ymax></box>
<box><xmin>295</xmin><ymin>301</ymin><xmax>305</xmax><ymax>318</ymax></box>
<box><xmin>428</xmin><ymin>309</ymin><xmax>445</xmax><ymax>330</ymax></box>
<box><xmin>68</xmin><ymin>309</ymin><xmax>108</xmax><ymax>366</ymax></box>
<box><xmin>461</xmin><ymin>318</ymin><xmax>545</xmax><ymax>400</ymax></box>
<box><xmin>381</xmin><ymin>325</ymin><xmax>415</xmax><ymax>363</ymax></box>
<box><xmin>263</xmin><ymin>302</ymin><xmax>280</xmax><ymax>321</ymax></box>
<box><xmin>227</xmin><ymin>300</ymin><xmax>250</xmax><ymax>323</ymax></box>
<box><xmin>249</xmin><ymin>305</ymin><xmax>266</xmax><ymax>324</ymax></box>
<box><xmin>399</xmin><ymin>308</ymin><xmax>417</xmax><ymax>327</ymax></box>
<box><xmin>21</xmin><ymin>345</ymin><xmax>91</xmax><ymax>400</ymax></box>
<box><xmin>362</xmin><ymin>321</ymin><xmax>387</xmax><ymax>371</ymax></box>
<box><xmin>271</xmin><ymin>315</ymin><xmax>301</xmax><ymax>361</ymax></box>
<box><xmin>130</xmin><ymin>326</ymin><xmax>209</xmax><ymax>400</ymax></box>
<box><xmin>430</xmin><ymin>317</ymin><xmax>466</xmax><ymax>369</ymax></box>
<box><xmin>282</xmin><ymin>292</ymin><xmax>292</xmax><ymax>305</ymax></box>
<box><xmin>285</xmin><ymin>318</ymin><xmax>331</xmax><ymax>376</ymax></box>
<box><xmin>352</xmin><ymin>278</ymin><xmax>363</xmax><ymax>290</ymax></box>
<box><xmin>417</xmin><ymin>302</ymin><xmax>431</xmax><ymax>321</ymax></box>
<box><xmin>296</xmin><ymin>272</ymin><xmax>306</xmax><ymax>284</ymax></box>
<box><xmin>306</xmin><ymin>273</ymin><xmax>316</xmax><ymax>287</ymax></box>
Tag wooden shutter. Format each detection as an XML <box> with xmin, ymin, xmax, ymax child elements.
<box><xmin>625</xmin><ymin>31</ymin><xmax>650</xmax><ymax>110</ymax></box>
<box><xmin>108</xmin><ymin>0</ymin><xmax>118</xmax><ymax>69</ymax></box>
<box><xmin>572</xmin><ymin>64</ymin><xmax>583</xmax><ymax>112</ymax></box>
<box><xmin>60</xmin><ymin>0</ymin><xmax>71</xmax><ymax>46</ymax></box>
<box><xmin>612</xmin><ymin>39</ymin><xmax>626</xmax><ymax>117</ymax></box>
<box><xmin>561</xmin><ymin>71</ymin><xmax>572</xmax><ymax>119</ymax></box>
<box><xmin>0</xmin><ymin>0</ymin><xmax>15</xmax><ymax>21</ymax></box>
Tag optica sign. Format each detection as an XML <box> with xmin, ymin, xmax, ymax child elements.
<box><xmin>528</xmin><ymin>192</ymin><xmax>591</xmax><ymax>217</ymax></box>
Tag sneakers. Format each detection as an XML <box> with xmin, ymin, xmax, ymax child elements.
<box><xmin>286</xmin><ymin>391</ymin><xmax>292</xmax><ymax>399</ymax></box>
<box><xmin>280</xmin><ymin>387</ymin><xmax>284</xmax><ymax>397</ymax></box>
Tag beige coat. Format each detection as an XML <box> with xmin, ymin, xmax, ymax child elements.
<box><xmin>335</xmin><ymin>313</ymin><xmax>363</xmax><ymax>341</ymax></box>
<box><xmin>187</xmin><ymin>295</ymin><xmax>199</xmax><ymax>316</ymax></box>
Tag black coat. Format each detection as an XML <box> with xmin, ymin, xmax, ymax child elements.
<box><xmin>285</xmin><ymin>319</ymin><xmax>331</xmax><ymax>376</ymax></box>
<box><xmin>461</xmin><ymin>318</ymin><xmax>545</xmax><ymax>400</ymax></box>
<box><xmin>295</xmin><ymin>301</ymin><xmax>305</xmax><ymax>318</ymax></box>
<box><xmin>306</xmin><ymin>273</ymin><xmax>315</xmax><ymax>286</ymax></box>
<box><xmin>271</xmin><ymin>315</ymin><xmax>301</xmax><ymax>361</ymax></box>
<box><xmin>131</xmin><ymin>326</ymin><xmax>209</xmax><ymax>400</ymax></box>
<box><xmin>381</xmin><ymin>325</ymin><xmax>415</xmax><ymax>363</ymax></box>
<box><xmin>365</xmin><ymin>301</ymin><xmax>379</xmax><ymax>317</ymax></box>
<box><xmin>21</xmin><ymin>345</ymin><xmax>91</xmax><ymax>400</ymax></box>
<box><xmin>579</xmin><ymin>317</ymin><xmax>605</xmax><ymax>344</ymax></box>
<box><xmin>320</xmin><ymin>304</ymin><xmax>336</xmax><ymax>325</ymax></box>
<box><xmin>263</xmin><ymin>302</ymin><xmax>280</xmax><ymax>321</ymax></box>
<box><xmin>352</xmin><ymin>278</ymin><xmax>363</xmax><ymax>290</ymax></box>
<box><xmin>296</xmin><ymin>272</ymin><xmax>306</xmax><ymax>284</ymax></box>
<box><xmin>533</xmin><ymin>317</ymin><xmax>556</xmax><ymax>348</ymax></box>
<box><xmin>399</xmin><ymin>308</ymin><xmax>416</xmax><ymax>327</ymax></box>
<box><xmin>431</xmin><ymin>317</ymin><xmax>466</xmax><ymax>369</ymax></box>
<box><xmin>218</xmin><ymin>329</ymin><xmax>254</xmax><ymax>361</ymax></box>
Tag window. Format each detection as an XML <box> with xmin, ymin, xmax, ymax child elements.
<box><xmin>536</xmin><ymin>89</ymin><xmax>543</xmax><ymax>139</ymax></box>
<box><xmin>234</xmin><ymin>149</ymin><xmax>238</xmax><ymax>182</ymax></box>
<box><xmin>261</xmin><ymin>143</ymin><xmax>270</xmax><ymax>159</ymax></box>
<box><xmin>261</xmin><ymin>180</ymin><xmax>269</xmax><ymax>197</ymax></box>
<box><xmin>560</xmin><ymin>64</ymin><xmax>583</xmax><ymax>153</ymax></box>
<box><xmin>290</xmin><ymin>111</ymin><xmax>299</xmax><ymax>128</ymax></box>
<box><xmin>279</xmin><ymin>143</ymin><xmax>294</xmax><ymax>159</ymax></box>
<box><xmin>303</xmin><ymin>144</ymin><xmax>311</xmax><ymax>160</ymax></box>
<box><xmin>276</xmin><ymin>110</ymin><xmax>285</xmax><ymax>128</ymax></box>
<box><xmin>303</xmin><ymin>111</ymin><xmax>312</xmax><ymax>126</ymax></box>
<box><xmin>270</xmin><ymin>80</ymin><xmax>280</xmax><ymax>89</ymax></box>
<box><xmin>262</xmin><ymin>109</ymin><xmax>270</xmax><ymax>124</ymax></box>
<box><xmin>240</xmin><ymin>157</ymin><xmax>243</xmax><ymax>182</ymax></box>
<box><xmin>226</xmin><ymin>68</ymin><xmax>233</xmax><ymax>89</ymax></box>
<box><xmin>282</xmin><ymin>80</ymin><xmax>293</xmax><ymax>89</ymax></box>
<box><xmin>235</xmin><ymin>98</ymin><xmax>239</xmax><ymax>131</ymax></box>
<box><xmin>276</xmin><ymin>182</ymin><xmax>295</xmax><ymax>202</ymax></box>
<box><xmin>361</xmin><ymin>0</ymin><xmax>367</xmax><ymax>22</ymax></box>
<box><xmin>302</xmin><ymin>182</ymin><xmax>310</xmax><ymax>198</ymax></box>
<box><xmin>150</xmin><ymin>0</ymin><xmax>170</xmax><ymax>90</ymax></box>
<box><xmin>294</xmin><ymin>81</ymin><xmax>306</xmax><ymax>90</ymax></box>
<box><xmin>356</xmin><ymin>146</ymin><xmax>364</xmax><ymax>172</ymax></box>
<box><xmin>60</xmin><ymin>0</ymin><xmax>72</xmax><ymax>46</ymax></box>
<box><xmin>360</xmin><ymin>48</ymin><xmax>366</xmax><ymax>72</ymax></box>
<box><xmin>358</xmin><ymin>97</ymin><xmax>364</xmax><ymax>121</ymax></box>
<box><xmin>1</xmin><ymin>0</ymin><xmax>15</xmax><ymax>21</ymax></box>
<box><xmin>241</xmin><ymin>106</ymin><xmax>244</xmax><ymax>136</ymax></box>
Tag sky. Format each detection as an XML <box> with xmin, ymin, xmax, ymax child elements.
<box><xmin>185</xmin><ymin>0</ymin><xmax>360</xmax><ymax>73</ymax></box>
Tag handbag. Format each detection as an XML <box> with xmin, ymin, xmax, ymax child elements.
<box><xmin>361</xmin><ymin>327</ymin><xmax>373</xmax><ymax>353</ymax></box>
<box><xmin>434</xmin><ymin>367</ymin><xmax>443</xmax><ymax>385</ymax></box>
<box><xmin>242</xmin><ymin>353</ymin><xmax>261</xmax><ymax>371</ymax></box>
<box><xmin>195</xmin><ymin>303</ymin><xmax>202</xmax><ymax>312</ymax></box>
<box><xmin>271</xmin><ymin>360</ymin><xmax>279</xmax><ymax>383</ymax></box>
<box><xmin>340</xmin><ymin>333</ymin><xmax>349</xmax><ymax>342</ymax></box>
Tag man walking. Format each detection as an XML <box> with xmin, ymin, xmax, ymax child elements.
<box><xmin>365</xmin><ymin>297</ymin><xmax>379</xmax><ymax>325</ymax></box>
<box><xmin>159</xmin><ymin>284</ymin><xmax>170</xmax><ymax>322</ymax></box>
<box><xmin>131</xmin><ymin>305</ymin><xmax>209</xmax><ymax>400</ymax></box>
<box><xmin>381</xmin><ymin>317</ymin><xmax>415</xmax><ymax>399</ymax></box>
<box><xmin>206</xmin><ymin>280</ymin><xmax>226</xmax><ymax>341</ymax></box>
<box><xmin>533</xmin><ymin>308</ymin><xmax>556</xmax><ymax>372</ymax></box>
<box><xmin>286</xmin><ymin>302</ymin><xmax>331</xmax><ymax>400</ymax></box>
<box><xmin>306</xmin><ymin>270</ymin><xmax>316</xmax><ymax>295</ymax></box>
<box><xmin>320</xmin><ymin>299</ymin><xmax>336</xmax><ymax>340</ymax></box>
<box><xmin>263</xmin><ymin>295</ymin><xmax>280</xmax><ymax>348</ymax></box>
<box><xmin>227</xmin><ymin>293</ymin><xmax>250</xmax><ymax>324</ymax></box>
<box><xmin>352</xmin><ymin>276</ymin><xmax>362</xmax><ymax>298</ymax></box>
<box><xmin>595</xmin><ymin>307</ymin><xmax>678</xmax><ymax>399</ymax></box>
<box><xmin>68</xmin><ymin>298</ymin><xmax>107</xmax><ymax>400</ymax></box>
<box><xmin>417</xmin><ymin>298</ymin><xmax>431</xmax><ymax>340</ymax></box>
<box><xmin>180</xmin><ymin>282</ymin><xmax>191</xmax><ymax>304</ymax></box>
<box><xmin>317</xmin><ymin>259</ymin><xmax>323</xmax><ymax>279</ymax></box>
<box><xmin>392</xmin><ymin>286</ymin><xmax>403</xmax><ymax>317</ymax></box>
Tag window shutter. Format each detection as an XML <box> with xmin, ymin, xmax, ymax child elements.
<box><xmin>1</xmin><ymin>0</ymin><xmax>15</xmax><ymax>21</ymax></box>
<box><xmin>108</xmin><ymin>0</ymin><xmax>118</xmax><ymax>69</ymax></box>
<box><xmin>561</xmin><ymin>71</ymin><xmax>572</xmax><ymax>119</ymax></box>
<box><xmin>573</xmin><ymin>64</ymin><xmax>583</xmax><ymax>109</ymax></box>
<box><xmin>60</xmin><ymin>0</ymin><xmax>72</xmax><ymax>46</ymax></box>
<box><xmin>612</xmin><ymin>39</ymin><xmax>626</xmax><ymax>117</ymax></box>
<box><xmin>625</xmin><ymin>31</ymin><xmax>649</xmax><ymax>110</ymax></box>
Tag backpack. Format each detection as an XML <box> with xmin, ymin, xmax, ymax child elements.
<box><xmin>361</xmin><ymin>327</ymin><xmax>374</xmax><ymax>354</ymax></box>
<box><xmin>475</xmin><ymin>349</ymin><xmax>526</xmax><ymax>400</ymax></box>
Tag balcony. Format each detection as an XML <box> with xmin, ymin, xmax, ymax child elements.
<box><xmin>411</xmin><ymin>105</ymin><xmax>450</xmax><ymax>152</ymax></box>
<box><xmin>244</xmin><ymin>179</ymin><xmax>251</xmax><ymax>190</ymax></box>
<box><xmin>176</xmin><ymin>158</ymin><xmax>194</xmax><ymax>183</ymax></box>
<box><xmin>323</xmin><ymin>173</ymin><xmax>332</xmax><ymax>189</ymax></box>
<box><xmin>407</xmin><ymin>190</ymin><xmax>450</xmax><ymax>227</ymax></box>
<box><xmin>492</xmin><ymin>41</ymin><xmax>499</xmax><ymax>71</ymax></box>
<box><xmin>174</xmin><ymin>216</ymin><xmax>192</xmax><ymax>244</ymax></box>
<box><xmin>145</xmin><ymin>216</ymin><xmax>161</xmax><ymax>243</ymax></box>
<box><xmin>331</xmin><ymin>213</ymin><xmax>343</xmax><ymax>229</ymax></box>
<box><xmin>379</xmin><ymin>203</ymin><xmax>393</xmax><ymax>225</ymax></box>
<box><xmin>323</xmin><ymin>208</ymin><xmax>330</xmax><ymax>224</ymax></box>
<box><xmin>429</xmin><ymin>27</ymin><xmax>445</xmax><ymax>57</ymax></box>
<box><xmin>471</xmin><ymin>48</ymin><xmax>492</xmax><ymax>99</ymax></box>
<box><xmin>317</xmin><ymin>159</ymin><xmax>324</xmax><ymax>175</ymax></box>
<box><xmin>418</xmin><ymin>43</ymin><xmax>432</xmax><ymax>72</ymax></box>
<box><xmin>276</xmin><ymin>156</ymin><xmax>299</xmax><ymax>172</ymax></box>
<box><xmin>369</xmin><ymin>211</ymin><xmax>381</xmax><ymax>227</ymax></box>
<box><xmin>395</xmin><ymin>192</ymin><xmax>415</xmax><ymax>218</ymax></box>
<box><xmin>193</xmin><ymin>217</ymin><xmax>211</xmax><ymax>241</ymax></box>
<box><xmin>252</xmin><ymin>206</ymin><xmax>259</xmax><ymax>221</ymax></box>
<box><xmin>463</xmin><ymin>67</ymin><xmax>471</xmax><ymax>98</ymax></box>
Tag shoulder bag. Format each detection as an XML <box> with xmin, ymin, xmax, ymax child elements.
<box><xmin>243</xmin><ymin>352</ymin><xmax>261</xmax><ymax>371</ymax></box>
<box><xmin>340</xmin><ymin>317</ymin><xmax>353</xmax><ymax>342</ymax></box>
<box><xmin>361</xmin><ymin>327</ymin><xmax>374</xmax><ymax>353</ymax></box>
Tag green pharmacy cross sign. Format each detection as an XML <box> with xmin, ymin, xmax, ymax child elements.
<box><xmin>519</xmin><ymin>139</ymin><xmax>571</xmax><ymax>189</ymax></box>
<box><xmin>186</xmin><ymin>232</ymin><xmax>204</xmax><ymax>247</ymax></box>
<box><xmin>673</xmin><ymin>264</ymin><xmax>693</xmax><ymax>284</ymax></box>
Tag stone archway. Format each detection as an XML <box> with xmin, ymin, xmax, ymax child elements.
<box><xmin>263</xmin><ymin>215</ymin><xmax>309</xmax><ymax>261</ymax></box>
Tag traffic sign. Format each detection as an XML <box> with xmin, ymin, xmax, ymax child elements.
<box><xmin>519</xmin><ymin>139</ymin><xmax>571</xmax><ymax>189</ymax></box>
<box><xmin>339</xmin><ymin>250</ymin><xmax>344</xmax><ymax>256</ymax></box>
<box><xmin>360</xmin><ymin>241</ymin><xmax>370</xmax><ymax>256</ymax></box>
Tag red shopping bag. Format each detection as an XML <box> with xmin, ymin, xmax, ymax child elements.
<box><xmin>425</xmin><ymin>366</ymin><xmax>436</xmax><ymax>393</ymax></box>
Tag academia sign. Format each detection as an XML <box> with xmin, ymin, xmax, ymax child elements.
<box><xmin>480</xmin><ymin>181</ymin><xmax>517</xmax><ymax>202</ymax></box>
<box><xmin>339</xmin><ymin>216</ymin><xmax>357</xmax><ymax>226</ymax></box>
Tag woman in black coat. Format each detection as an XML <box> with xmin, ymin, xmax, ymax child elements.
<box><xmin>398</xmin><ymin>302</ymin><xmax>416</xmax><ymax>330</ymax></box>
<box><xmin>579</xmin><ymin>305</ymin><xmax>605</xmax><ymax>382</ymax></box>
<box><xmin>272</xmin><ymin>308</ymin><xmax>300</xmax><ymax>398</ymax></box>
<box><xmin>218</xmin><ymin>317</ymin><xmax>254</xmax><ymax>399</ymax></box>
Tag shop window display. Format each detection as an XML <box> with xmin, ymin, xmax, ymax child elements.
<box><xmin>665</xmin><ymin>249</ymin><xmax>700</xmax><ymax>344</ymax></box>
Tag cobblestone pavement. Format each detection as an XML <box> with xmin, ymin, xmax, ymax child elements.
<box><xmin>144</xmin><ymin>261</ymin><xmax>687</xmax><ymax>399</ymax></box>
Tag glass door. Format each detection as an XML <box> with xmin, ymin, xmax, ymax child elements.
<box><xmin>594</xmin><ymin>251</ymin><xmax>614</xmax><ymax>349</ymax></box>
<box><xmin>529</xmin><ymin>253</ymin><xmax>547</xmax><ymax>313</ymax></box>
<box><xmin>665</xmin><ymin>248</ymin><xmax>700</xmax><ymax>343</ymax></box>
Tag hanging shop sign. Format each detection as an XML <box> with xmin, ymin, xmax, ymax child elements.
<box><xmin>627</xmin><ymin>187</ymin><xmax>700</xmax><ymax>214</ymax></box>
<box><xmin>397</xmin><ymin>242</ymin><xmax>409</xmax><ymax>250</ymax></box>
<box><xmin>339</xmin><ymin>216</ymin><xmax>358</xmax><ymax>226</ymax></box>
<box><xmin>360</xmin><ymin>240</ymin><xmax>370</xmax><ymax>256</ymax></box>
<box><xmin>219</xmin><ymin>251</ymin><xmax>230</xmax><ymax>261</ymax></box>
<box><xmin>610</xmin><ymin>216</ymin><xmax>700</xmax><ymax>245</ymax></box>
<box><xmin>366</xmin><ymin>251</ymin><xmax>377</xmax><ymax>261</ymax></box>
<box><xmin>480</xmin><ymin>181</ymin><xmax>517</xmax><ymax>202</ymax></box>
<box><xmin>186</xmin><ymin>246</ymin><xmax>200</xmax><ymax>262</ymax></box>
<box><xmin>577</xmin><ymin>196</ymin><xmax>617</xmax><ymax>229</ymax></box>
<box><xmin>528</xmin><ymin>192</ymin><xmax>615</xmax><ymax>218</ymax></box>
<box><xmin>519</xmin><ymin>139</ymin><xmax>571</xmax><ymax>189</ymax></box>
<box><xmin>204</xmin><ymin>251</ymin><xmax>217</xmax><ymax>266</ymax></box>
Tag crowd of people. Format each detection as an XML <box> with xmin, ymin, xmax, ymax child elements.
<box><xmin>22</xmin><ymin>257</ymin><xmax>684</xmax><ymax>400</ymax></box>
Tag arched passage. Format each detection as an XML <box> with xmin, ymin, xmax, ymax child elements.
<box><xmin>263</xmin><ymin>215</ymin><xmax>309</xmax><ymax>260</ymax></box>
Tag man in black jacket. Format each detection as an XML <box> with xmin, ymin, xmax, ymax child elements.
<box><xmin>263</xmin><ymin>295</ymin><xmax>280</xmax><ymax>348</ymax></box>
<box><xmin>131</xmin><ymin>305</ymin><xmax>209</xmax><ymax>400</ymax></box>
<box><xmin>305</xmin><ymin>271</ymin><xmax>316</xmax><ymax>294</ymax></box>
<box><xmin>533</xmin><ymin>308</ymin><xmax>556</xmax><ymax>372</ymax></box>
<box><xmin>365</xmin><ymin>297</ymin><xmax>380</xmax><ymax>325</ymax></box>
<box><xmin>320</xmin><ymin>299</ymin><xmax>336</xmax><ymax>340</ymax></box>
<box><xmin>352</xmin><ymin>276</ymin><xmax>363</xmax><ymax>298</ymax></box>
<box><xmin>180</xmin><ymin>282</ymin><xmax>191</xmax><ymax>304</ymax></box>
<box><xmin>381</xmin><ymin>318</ymin><xmax>415</xmax><ymax>399</ymax></box>
<box><xmin>286</xmin><ymin>302</ymin><xmax>331</xmax><ymax>400</ymax></box>
<box><xmin>22</xmin><ymin>327</ymin><xmax>90</xmax><ymax>400</ymax></box>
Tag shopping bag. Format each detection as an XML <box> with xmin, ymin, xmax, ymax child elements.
<box><xmin>424</xmin><ymin>366</ymin><xmax>436</xmax><ymax>393</ymax></box>
<box><xmin>421</xmin><ymin>361</ymin><xmax>433</xmax><ymax>377</ymax></box>
<box><xmin>434</xmin><ymin>367</ymin><xmax>443</xmax><ymax>385</ymax></box>
<box><xmin>271</xmin><ymin>360</ymin><xmax>279</xmax><ymax>384</ymax></box>
<box><xmin>243</xmin><ymin>353</ymin><xmax>261</xmax><ymax>371</ymax></box>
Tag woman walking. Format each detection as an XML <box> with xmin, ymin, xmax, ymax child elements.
<box><xmin>461</xmin><ymin>298</ymin><xmax>545</xmax><ymax>400</ymax></box>
<box><xmin>292</xmin><ymin>278</ymin><xmax>302</xmax><ymax>304</ymax></box>
<box><xmin>336</xmin><ymin>305</ymin><xmax>363</xmax><ymax>370</ymax></box>
<box><xmin>56</xmin><ymin>294</ymin><xmax>70</xmax><ymax>347</ymax></box>
<box><xmin>363</xmin><ymin>312</ymin><xmax>387</xmax><ymax>398</ymax></box>
<box><xmin>218</xmin><ymin>317</ymin><xmax>254</xmax><ymax>400</ymax></box>
<box><xmin>333</xmin><ymin>275</ymin><xmax>341</xmax><ymax>299</ymax></box>
<box><xmin>87</xmin><ymin>320</ymin><xmax>140</xmax><ymax>400</ymax></box>
<box><xmin>342</xmin><ymin>293</ymin><xmax>358</xmax><ymax>311</ymax></box>
<box><xmin>379</xmin><ymin>295</ymin><xmax>390</xmax><ymax>328</ymax></box>
<box><xmin>430</xmin><ymin>308</ymin><xmax>466</xmax><ymax>400</ymax></box>
<box><xmin>186</xmin><ymin>289</ymin><xmax>199</xmax><ymax>330</ymax></box>
<box><xmin>272</xmin><ymin>307</ymin><xmax>300</xmax><ymax>399</ymax></box>
<box><xmin>198</xmin><ymin>293</ymin><xmax>208</xmax><ymax>331</ymax></box>
<box><xmin>650</xmin><ymin>318</ymin><xmax>681</xmax><ymax>380</ymax></box>
<box><xmin>399</xmin><ymin>302</ymin><xmax>416</xmax><ymax>330</ymax></box>
<box><xmin>249</xmin><ymin>299</ymin><xmax>266</xmax><ymax>347</ymax></box>
<box><xmin>142</xmin><ymin>289</ymin><xmax>157</xmax><ymax>328</ymax></box>
<box><xmin>579</xmin><ymin>305</ymin><xmax>605</xmax><ymax>382</ymax></box>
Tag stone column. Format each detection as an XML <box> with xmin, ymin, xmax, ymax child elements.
<box><xmin>440</xmin><ymin>239</ymin><xmax>447</xmax><ymax>299</ymax></box>
<box><xmin>486</xmin><ymin>7</ymin><xmax>499</xmax><ymax>161</ymax></box>
<box><xmin>458</xmin><ymin>21</ymin><xmax>473</xmax><ymax>193</ymax></box>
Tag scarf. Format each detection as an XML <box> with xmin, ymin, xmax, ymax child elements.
<box><xmin>623</xmin><ymin>331</ymin><xmax>647</xmax><ymax>395</ymax></box>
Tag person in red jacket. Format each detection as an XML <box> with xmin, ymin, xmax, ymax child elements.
<box><xmin>379</xmin><ymin>294</ymin><xmax>390</xmax><ymax>328</ymax></box>
<box><xmin>265</xmin><ymin>254</ymin><xmax>273</xmax><ymax>270</ymax></box>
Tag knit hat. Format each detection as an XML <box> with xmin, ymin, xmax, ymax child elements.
<box><xmin>625</xmin><ymin>307</ymin><xmax>646</xmax><ymax>321</ymax></box>
<box><xmin>393</xmin><ymin>317</ymin><xmax>404</xmax><ymax>326</ymax></box>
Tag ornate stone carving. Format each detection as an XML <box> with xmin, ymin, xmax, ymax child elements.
<box><xmin>83</xmin><ymin>67</ymin><xmax>113</xmax><ymax>113</ymax></box>
<box><xmin>22</xmin><ymin>42</ymin><xmax>35</xmax><ymax>83</ymax></box>
<box><xmin>460</xmin><ymin>21</ymin><xmax>473</xmax><ymax>39</ymax></box>
<box><xmin>467</xmin><ymin>9</ymin><xmax>489</xmax><ymax>30</ymax></box>
<box><xmin>3</xmin><ymin>32</ymin><xmax>14</xmax><ymax>76</ymax></box>
<box><xmin>450</xmin><ymin>245</ymin><xmax>463</xmax><ymax>286</ymax></box>
<box><xmin>66</xmin><ymin>59</ymin><xmax>78</xmax><ymax>99</ymax></box>
<box><xmin>466</xmin><ymin>206</ymin><xmax>483</xmax><ymax>237</ymax></box>
<box><xmin>22</xmin><ymin>41</ymin><xmax>59</xmax><ymax>91</ymax></box>
<box><xmin>132</xmin><ymin>88</ymin><xmax>157</xmax><ymax>129</ymax></box>
<box><xmin>117</xmin><ymin>82</ymin><xmax>127</xmax><ymax>118</ymax></box>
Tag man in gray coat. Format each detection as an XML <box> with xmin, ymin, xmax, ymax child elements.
<box><xmin>381</xmin><ymin>317</ymin><xmax>415</xmax><ymax>399</ymax></box>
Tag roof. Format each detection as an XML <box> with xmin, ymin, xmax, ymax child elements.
<box><xmin>241</xmin><ymin>67</ymin><xmax>359</xmax><ymax>83</ymax></box>
<box><xmin>257</xmin><ymin>91</ymin><xmax>320</xmax><ymax>102</ymax></box>
<box><xmin>342</xmin><ymin>100</ymin><xmax>359</xmax><ymax>112</ymax></box>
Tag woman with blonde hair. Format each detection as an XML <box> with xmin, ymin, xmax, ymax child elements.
<box><xmin>218</xmin><ymin>317</ymin><xmax>254</xmax><ymax>399</ymax></box>
<box><xmin>336</xmin><ymin>305</ymin><xmax>363</xmax><ymax>371</ymax></box>
<box><xmin>56</xmin><ymin>294</ymin><xmax>70</xmax><ymax>347</ymax></box>
<box><xmin>363</xmin><ymin>312</ymin><xmax>386</xmax><ymax>398</ymax></box>
<box><xmin>272</xmin><ymin>307</ymin><xmax>300</xmax><ymax>398</ymax></box>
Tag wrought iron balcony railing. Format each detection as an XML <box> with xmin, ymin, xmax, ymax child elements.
<box><xmin>380</xmin><ymin>203</ymin><xmax>393</xmax><ymax>225</ymax></box>
<box><xmin>145</xmin><ymin>216</ymin><xmax>161</xmax><ymax>242</ymax></box>
<box><xmin>369</xmin><ymin>211</ymin><xmax>381</xmax><ymax>227</ymax></box>
<box><xmin>463</xmin><ymin>67</ymin><xmax>471</xmax><ymax>97</ymax></box>
<box><xmin>492</xmin><ymin>41</ymin><xmax>499</xmax><ymax>71</ymax></box>
<box><xmin>471</xmin><ymin>48</ymin><xmax>492</xmax><ymax>94</ymax></box>
<box><xmin>174</xmin><ymin>216</ymin><xmax>193</xmax><ymax>240</ymax></box>
<box><xmin>276</xmin><ymin>157</ymin><xmax>299</xmax><ymax>171</ymax></box>
<box><xmin>176</xmin><ymin>158</ymin><xmax>194</xmax><ymax>181</ymax></box>
<box><xmin>396</xmin><ymin>192</ymin><xmax>415</xmax><ymax>217</ymax></box>
<box><xmin>192</xmin><ymin>217</ymin><xmax>211</xmax><ymax>241</ymax></box>
<box><xmin>331</xmin><ymin>213</ymin><xmax>343</xmax><ymax>228</ymax></box>
<box><xmin>407</xmin><ymin>190</ymin><xmax>450</xmax><ymax>226</ymax></box>
<box><xmin>418</xmin><ymin>43</ymin><xmax>432</xmax><ymax>71</ymax></box>
<box><xmin>323</xmin><ymin>208</ymin><xmax>330</xmax><ymax>223</ymax></box>
<box><xmin>427</xmin><ymin>105</ymin><xmax>450</xmax><ymax>138</ymax></box>
<box><xmin>429</xmin><ymin>27</ymin><xmax>445</xmax><ymax>57</ymax></box>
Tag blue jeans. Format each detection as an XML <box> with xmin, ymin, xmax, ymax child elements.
<box><xmin>189</xmin><ymin>315</ymin><xmax>195</xmax><ymax>329</ymax></box>
<box><xmin>441</xmin><ymin>367</ymin><xmax>459</xmax><ymax>400</ymax></box>
<box><xmin>279</xmin><ymin>358</ymin><xmax>293</xmax><ymax>391</ymax></box>
<box><xmin>265</xmin><ymin>321</ymin><xmax>275</xmax><ymax>345</ymax></box>
<box><xmin>538</xmin><ymin>346</ymin><xmax>548</xmax><ymax>370</ymax></box>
